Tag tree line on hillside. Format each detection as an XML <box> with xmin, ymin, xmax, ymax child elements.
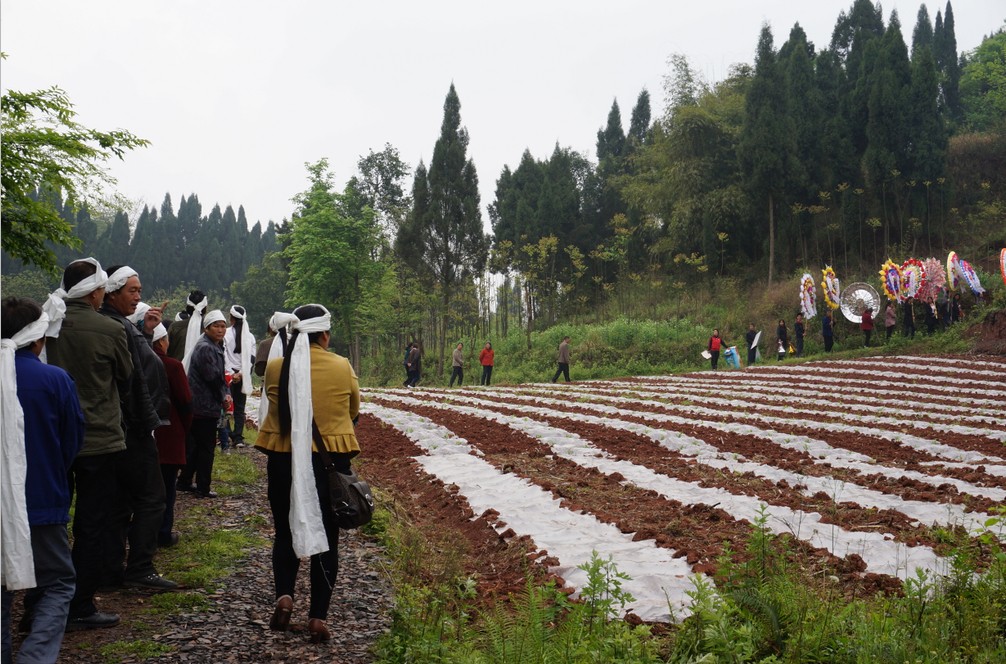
<box><xmin>3</xmin><ymin>1</ymin><xmax>1003</xmax><ymax>379</ymax></box>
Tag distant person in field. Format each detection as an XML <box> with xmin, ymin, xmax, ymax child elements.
<box><xmin>479</xmin><ymin>342</ymin><xmax>494</xmax><ymax>385</ymax></box>
<box><xmin>794</xmin><ymin>313</ymin><xmax>805</xmax><ymax>357</ymax></box>
<box><xmin>552</xmin><ymin>336</ymin><xmax>571</xmax><ymax>382</ymax></box>
<box><xmin>1</xmin><ymin>296</ymin><xmax>84</xmax><ymax>662</ymax></box>
<box><xmin>936</xmin><ymin>287</ymin><xmax>950</xmax><ymax>331</ymax></box>
<box><xmin>949</xmin><ymin>292</ymin><xmax>962</xmax><ymax>324</ymax></box>
<box><xmin>861</xmin><ymin>307</ymin><xmax>874</xmax><ymax>347</ymax></box>
<box><xmin>257</xmin><ymin>304</ymin><xmax>360</xmax><ymax>645</ymax></box>
<box><xmin>902</xmin><ymin>298</ymin><xmax>916</xmax><ymax>338</ymax></box>
<box><xmin>822</xmin><ymin>310</ymin><xmax>834</xmax><ymax>352</ymax></box>
<box><xmin>707</xmin><ymin>329</ymin><xmax>723</xmax><ymax>370</ymax></box>
<box><xmin>404</xmin><ymin>342</ymin><xmax>421</xmax><ymax>387</ymax></box>
<box><xmin>450</xmin><ymin>342</ymin><xmax>464</xmax><ymax>387</ymax></box>
<box><xmin>775</xmin><ymin>319</ymin><xmax>788</xmax><ymax>361</ymax></box>
<box><xmin>885</xmin><ymin>302</ymin><xmax>897</xmax><ymax>341</ymax></box>
<box><xmin>745</xmin><ymin>323</ymin><xmax>757</xmax><ymax>366</ymax></box>
<box><xmin>924</xmin><ymin>301</ymin><xmax>938</xmax><ymax>335</ymax></box>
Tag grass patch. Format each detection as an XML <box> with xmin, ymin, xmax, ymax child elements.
<box><xmin>98</xmin><ymin>639</ymin><xmax>171</xmax><ymax>663</ymax></box>
<box><xmin>144</xmin><ymin>591</ymin><xmax>211</xmax><ymax>615</ymax></box>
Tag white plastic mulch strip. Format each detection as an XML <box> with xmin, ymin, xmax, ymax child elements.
<box><xmin>849</xmin><ymin>357</ymin><xmax>1006</xmax><ymax>378</ymax></box>
<box><xmin>408</xmin><ymin>388</ymin><xmax>994</xmax><ymax>532</ymax></box>
<box><xmin>601</xmin><ymin>377</ymin><xmax>1005</xmax><ymax>424</ymax></box>
<box><xmin>363</xmin><ymin>402</ymin><xmax>700</xmax><ymax>623</ymax></box>
<box><xmin>641</xmin><ymin>373</ymin><xmax>1006</xmax><ymax>408</ymax></box>
<box><xmin>456</xmin><ymin>386</ymin><xmax>1006</xmax><ymax>491</ymax></box>
<box><xmin>502</xmin><ymin>383</ymin><xmax>1006</xmax><ymax>469</ymax></box>
<box><xmin>568</xmin><ymin>382</ymin><xmax>1006</xmax><ymax>441</ymax></box>
<box><xmin>748</xmin><ymin>365</ymin><xmax>1006</xmax><ymax>394</ymax></box>
<box><xmin>870</xmin><ymin>355</ymin><xmax>1006</xmax><ymax>370</ymax></box>
<box><xmin>369</xmin><ymin>393</ymin><xmax>950</xmax><ymax>583</ymax></box>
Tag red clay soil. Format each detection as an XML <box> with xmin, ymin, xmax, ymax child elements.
<box><xmin>968</xmin><ymin>309</ymin><xmax>1006</xmax><ymax>355</ymax></box>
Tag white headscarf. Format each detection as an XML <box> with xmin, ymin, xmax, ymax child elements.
<box><xmin>257</xmin><ymin>312</ymin><xmax>296</xmax><ymax>430</ymax></box>
<box><xmin>202</xmin><ymin>309</ymin><xmax>226</xmax><ymax>328</ymax></box>
<box><xmin>0</xmin><ymin>311</ymin><xmax>49</xmax><ymax>591</ymax></box>
<box><xmin>286</xmin><ymin>306</ymin><xmax>332</xmax><ymax>558</ymax></box>
<box><xmin>151</xmin><ymin>323</ymin><xmax>168</xmax><ymax>344</ymax></box>
<box><xmin>229</xmin><ymin>306</ymin><xmax>256</xmax><ymax>396</ymax></box>
<box><xmin>104</xmin><ymin>266</ymin><xmax>138</xmax><ymax>294</ymax></box>
<box><xmin>127</xmin><ymin>301</ymin><xmax>151</xmax><ymax>325</ymax></box>
<box><xmin>44</xmin><ymin>257</ymin><xmax>108</xmax><ymax>340</ymax></box>
<box><xmin>181</xmin><ymin>295</ymin><xmax>209</xmax><ymax>372</ymax></box>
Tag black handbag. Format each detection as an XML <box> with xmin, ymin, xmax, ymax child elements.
<box><xmin>311</xmin><ymin>421</ymin><xmax>374</xmax><ymax>529</ymax></box>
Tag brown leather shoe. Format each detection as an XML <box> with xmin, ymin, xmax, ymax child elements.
<box><xmin>269</xmin><ymin>595</ymin><xmax>293</xmax><ymax>631</ymax></box>
<box><xmin>308</xmin><ymin>618</ymin><xmax>330</xmax><ymax>643</ymax></box>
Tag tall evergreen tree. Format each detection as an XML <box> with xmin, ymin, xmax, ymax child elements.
<box><xmin>627</xmin><ymin>90</ymin><xmax>651</xmax><ymax>149</ymax></box>
<box><xmin>739</xmin><ymin>24</ymin><xmax>797</xmax><ymax>286</ymax></box>
<box><xmin>912</xmin><ymin>5</ymin><xmax>934</xmax><ymax>55</ymax></box>
<box><xmin>934</xmin><ymin>2</ymin><xmax>963</xmax><ymax>124</ymax></box>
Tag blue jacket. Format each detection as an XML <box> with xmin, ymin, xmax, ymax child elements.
<box><xmin>15</xmin><ymin>349</ymin><xmax>85</xmax><ymax>525</ymax></box>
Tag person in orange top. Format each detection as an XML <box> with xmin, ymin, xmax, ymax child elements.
<box><xmin>861</xmin><ymin>307</ymin><xmax>874</xmax><ymax>347</ymax></box>
<box><xmin>479</xmin><ymin>341</ymin><xmax>494</xmax><ymax>385</ymax></box>
<box><xmin>256</xmin><ymin>304</ymin><xmax>360</xmax><ymax>644</ymax></box>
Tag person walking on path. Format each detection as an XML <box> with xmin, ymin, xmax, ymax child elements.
<box><xmin>256</xmin><ymin>304</ymin><xmax>361</xmax><ymax>644</ymax></box>
<box><xmin>224</xmin><ymin>305</ymin><xmax>255</xmax><ymax>448</ymax></box>
<box><xmin>43</xmin><ymin>258</ymin><xmax>130</xmax><ymax>629</ymax></box>
<box><xmin>745</xmin><ymin>323</ymin><xmax>757</xmax><ymax>366</ymax></box>
<box><xmin>2</xmin><ymin>297</ymin><xmax>85</xmax><ymax>662</ymax></box>
<box><xmin>179</xmin><ymin>310</ymin><xmax>229</xmax><ymax>499</ymax></box>
<box><xmin>552</xmin><ymin>336</ymin><xmax>571</xmax><ymax>382</ymax></box>
<box><xmin>861</xmin><ymin>307</ymin><xmax>874</xmax><ymax>347</ymax></box>
<box><xmin>775</xmin><ymin>320</ymin><xmax>788</xmax><ymax>361</ymax></box>
<box><xmin>479</xmin><ymin>342</ymin><xmax>494</xmax><ymax>386</ymax></box>
<box><xmin>449</xmin><ymin>343</ymin><xmax>464</xmax><ymax>387</ymax></box>
<box><xmin>151</xmin><ymin>323</ymin><xmax>192</xmax><ymax>548</ymax></box>
<box><xmin>885</xmin><ymin>302</ymin><xmax>897</xmax><ymax>341</ymax></box>
<box><xmin>707</xmin><ymin>329</ymin><xmax>723</xmax><ymax>370</ymax></box>
<box><xmin>794</xmin><ymin>314</ymin><xmax>805</xmax><ymax>357</ymax></box>
<box><xmin>822</xmin><ymin>310</ymin><xmax>835</xmax><ymax>352</ymax></box>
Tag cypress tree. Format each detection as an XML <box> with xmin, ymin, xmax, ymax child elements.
<box><xmin>739</xmin><ymin>24</ymin><xmax>796</xmax><ymax>287</ymax></box>
<box><xmin>934</xmin><ymin>2</ymin><xmax>963</xmax><ymax>124</ymax></box>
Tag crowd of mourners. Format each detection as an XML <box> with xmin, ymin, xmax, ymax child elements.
<box><xmin>706</xmin><ymin>287</ymin><xmax>970</xmax><ymax>370</ymax></box>
<box><xmin>2</xmin><ymin>257</ymin><xmax>360</xmax><ymax>661</ymax></box>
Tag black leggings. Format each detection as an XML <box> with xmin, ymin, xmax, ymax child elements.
<box><xmin>481</xmin><ymin>365</ymin><xmax>493</xmax><ymax>385</ymax></box>
<box><xmin>267</xmin><ymin>451</ymin><xmax>348</xmax><ymax>620</ymax></box>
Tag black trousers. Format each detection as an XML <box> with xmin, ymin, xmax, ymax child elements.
<box><xmin>747</xmin><ymin>347</ymin><xmax>756</xmax><ymax>365</ymax></box>
<box><xmin>481</xmin><ymin>365</ymin><xmax>493</xmax><ymax>385</ymax></box>
<box><xmin>449</xmin><ymin>366</ymin><xmax>463</xmax><ymax>387</ymax></box>
<box><xmin>229</xmin><ymin>382</ymin><xmax>247</xmax><ymax>442</ymax></box>
<box><xmin>266</xmin><ymin>451</ymin><xmax>347</xmax><ymax>620</ymax></box>
<box><xmin>105</xmin><ymin>434</ymin><xmax>166</xmax><ymax>582</ymax></box>
<box><xmin>709</xmin><ymin>352</ymin><xmax>719</xmax><ymax>370</ymax></box>
<box><xmin>68</xmin><ymin>451</ymin><xmax>122</xmax><ymax>617</ymax></box>
<box><xmin>824</xmin><ymin>334</ymin><xmax>834</xmax><ymax>352</ymax></box>
<box><xmin>180</xmin><ymin>417</ymin><xmax>218</xmax><ymax>493</ymax></box>
<box><xmin>863</xmin><ymin>329</ymin><xmax>872</xmax><ymax>347</ymax></box>
<box><xmin>552</xmin><ymin>362</ymin><xmax>570</xmax><ymax>382</ymax></box>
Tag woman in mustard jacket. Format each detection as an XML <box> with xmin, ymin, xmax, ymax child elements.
<box><xmin>256</xmin><ymin>304</ymin><xmax>360</xmax><ymax>644</ymax></box>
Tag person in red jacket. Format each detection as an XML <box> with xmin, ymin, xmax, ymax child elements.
<box><xmin>479</xmin><ymin>342</ymin><xmax>494</xmax><ymax>385</ymax></box>
<box><xmin>861</xmin><ymin>307</ymin><xmax>874</xmax><ymax>347</ymax></box>
<box><xmin>151</xmin><ymin>324</ymin><xmax>192</xmax><ymax>547</ymax></box>
<box><xmin>707</xmin><ymin>329</ymin><xmax>724</xmax><ymax>370</ymax></box>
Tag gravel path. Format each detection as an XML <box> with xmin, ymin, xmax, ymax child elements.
<box><xmin>47</xmin><ymin>448</ymin><xmax>393</xmax><ymax>663</ymax></box>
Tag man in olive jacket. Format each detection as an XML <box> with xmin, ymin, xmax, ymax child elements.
<box><xmin>45</xmin><ymin>259</ymin><xmax>131</xmax><ymax>630</ymax></box>
<box><xmin>99</xmin><ymin>266</ymin><xmax>177</xmax><ymax>592</ymax></box>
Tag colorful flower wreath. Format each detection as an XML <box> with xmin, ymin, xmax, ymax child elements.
<box><xmin>946</xmin><ymin>251</ymin><xmax>960</xmax><ymax>291</ymax></box>
<box><xmin>957</xmin><ymin>258</ymin><xmax>985</xmax><ymax>296</ymax></box>
<box><xmin>900</xmin><ymin>258</ymin><xmax>926</xmax><ymax>300</ymax></box>
<box><xmin>821</xmin><ymin>266</ymin><xmax>841</xmax><ymax>310</ymax></box>
<box><xmin>799</xmin><ymin>273</ymin><xmax>817</xmax><ymax>319</ymax></box>
<box><xmin>917</xmin><ymin>257</ymin><xmax>946</xmax><ymax>303</ymax></box>
<box><xmin>879</xmin><ymin>259</ymin><xmax>902</xmax><ymax>301</ymax></box>
<box><xmin>1000</xmin><ymin>248</ymin><xmax>1006</xmax><ymax>288</ymax></box>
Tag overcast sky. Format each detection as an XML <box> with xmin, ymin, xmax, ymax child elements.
<box><xmin>2</xmin><ymin>1</ymin><xmax>1002</xmax><ymax>230</ymax></box>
